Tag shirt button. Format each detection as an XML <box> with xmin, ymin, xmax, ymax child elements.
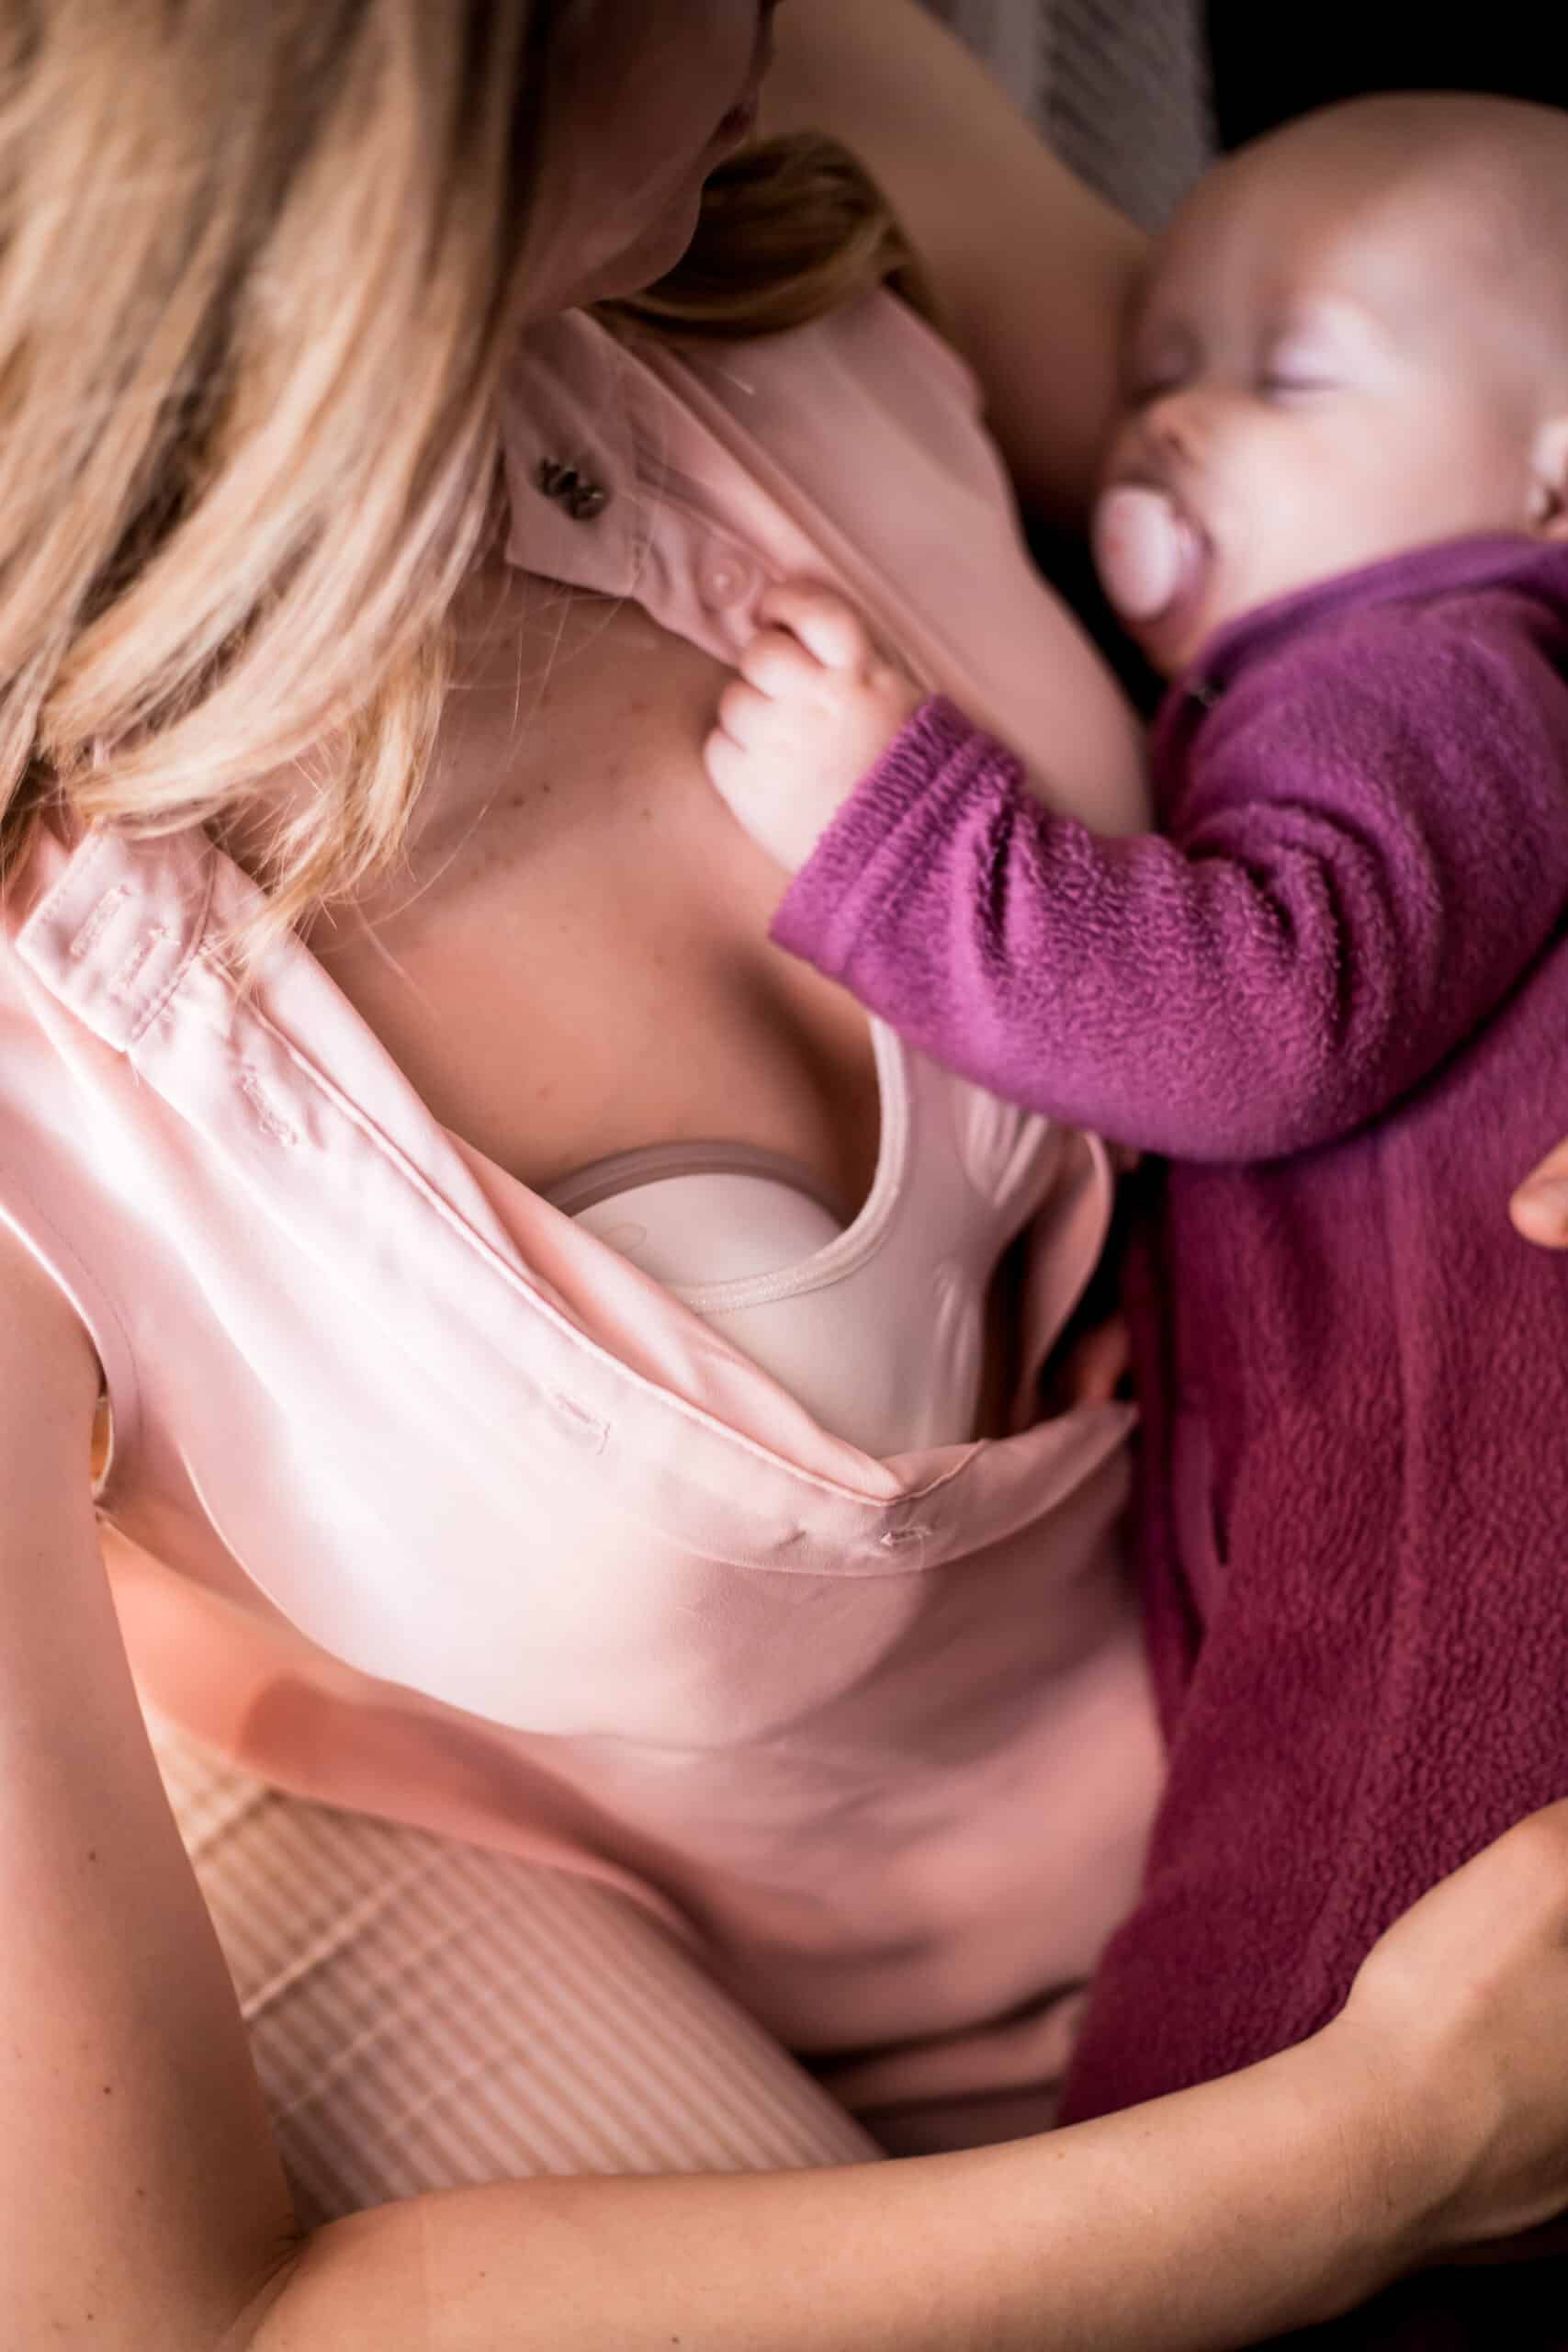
<box><xmin>536</xmin><ymin>457</ymin><xmax>611</xmax><ymax>522</ymax></box>
<box><xmin>697</xmin><ymin>549</ymin><xmax>761</xmax><ymax>613</ymax></box>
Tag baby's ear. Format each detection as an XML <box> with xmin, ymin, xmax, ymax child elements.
<box><xmin>1528</xmin><ymin>416</ymin><xmax>1568</xmax><ymax>538</ymax></box>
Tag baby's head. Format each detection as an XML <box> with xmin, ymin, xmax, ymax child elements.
<box><xmin>1095</xmin><ymin>93</ymin><xmax>1568</xmax><ymax>675</ymax></box>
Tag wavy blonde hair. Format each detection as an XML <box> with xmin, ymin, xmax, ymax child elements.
<box><xmin>0</xmin><ymin>3</ymin><xmax>910</xmax><ymax>973</ymax></box>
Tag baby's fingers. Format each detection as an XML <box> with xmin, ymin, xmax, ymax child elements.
<box><xmin>738</xmin><ymin>627</ymin><xmax>824</xmax><ymax>697</ymax></box>
<box><xmin>1510</xmin><ymin>1133</ymin><xmax>1568</xmax><ymax>1247</ymax></box>
<box><xmin>702</xmin><ymin>720</ymin><xmax>750</xmax><ymax>801</ymax></box>
<box><xmin>757</xmin><ymin>581</ymin><xmax>874</xmax><ymax>672</ymax></box>
<box><xmin>714</xmin><ymin>676</ymin><xmax>772</xmax><ymax>747</ymax></box>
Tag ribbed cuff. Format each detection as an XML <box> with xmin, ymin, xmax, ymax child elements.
<box><xmin>771</xmin><ymin>695</ymin><xmax>1006</xmax><ymax>978</ymax></box>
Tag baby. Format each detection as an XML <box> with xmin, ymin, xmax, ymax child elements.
<box><xmin>704</xmin><ymin>92</ymin><xmax>1568</xmax><ymax>2135</ymax></box>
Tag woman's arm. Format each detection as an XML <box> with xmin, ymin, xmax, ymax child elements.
<box><xmin>759</xmin><ymin>0</ymin><xmax>1149</xmax><ymax>524</ymax></box>
<box><xmin>249</xmin><ymin>2033</ymin><xmax>1419</xmax><ymax>2352</ymax></box>
<box><xmin>0</xmin><ymin>1220</ymin><xmax>299</xmax><ymax>2350</ymax></box>
<box><xmin>250</xmin><ymin>1804</ymin><xmax>1568</xmax><ymax>2351</ymax></box>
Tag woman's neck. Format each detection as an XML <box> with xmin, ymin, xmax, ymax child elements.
<box><xmin>210</xmin><ymin>558</ymin><xmax>616</xmax><ymax>921</ymax></box>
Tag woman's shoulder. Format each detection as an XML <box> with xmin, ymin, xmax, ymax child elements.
<box><xmin>716</xmin><ymin>287</ymin><xmax>984</xmax><ymax>414</ymax></box>
<box><xmin>505</xmin><ymin>289</ymin><xmax>984</xmax><ymax>503</ymax></box>
<box><xmin>642</xmin><ymin>288</ymin><xmax>988</xmax><ymax>466</ymax></box>
<box><xmin>499</xmin><ymin>288</ymin><xmax>1012</xmax><ymax>663</ymax></box>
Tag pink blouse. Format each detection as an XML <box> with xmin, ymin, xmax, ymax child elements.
<box><xmin>0</xmin><ymin>292</ymin><xmax>1161</xmax><ymax>2144</ymax></box>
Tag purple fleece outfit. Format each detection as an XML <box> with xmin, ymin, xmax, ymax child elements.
<box><xmin>774</xmin><ymin>534</ymin><xmax>1568</xmax><ymax>2349</ymax></box>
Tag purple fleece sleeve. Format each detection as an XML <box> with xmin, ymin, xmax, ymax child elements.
<box><xmin>772</xmin><ymin>618</ymin><xmax>1568</xmax><ymax>1160</ymax></box>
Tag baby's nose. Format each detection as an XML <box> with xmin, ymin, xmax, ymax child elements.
<box><xmin>1140</xmin><ymin>386</ymin><xmax>1211</xmax><ymax>460</ymax></box>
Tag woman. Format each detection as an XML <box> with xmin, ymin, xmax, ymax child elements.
<box><xmin>5</xmin><ymin>5</ymin><xmax>1568</xmax><ymax>2346</ymax></box>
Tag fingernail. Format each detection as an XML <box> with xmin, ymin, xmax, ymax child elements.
<box><xmin>1511</xmin><ymin>1177</ymin><xmax>1568</xmax><ymax>1238</ymax></box>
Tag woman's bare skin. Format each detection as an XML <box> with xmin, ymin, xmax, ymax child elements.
<box><xmin>302</xmin><ymin>566</ymin><xmax>883</xmax><ymax>1217</ymax></box>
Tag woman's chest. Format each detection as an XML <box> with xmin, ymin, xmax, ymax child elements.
<box><xmin>306</xmin><ymin>589</ymin><xmax>881</xmax><ymax>1214</ymax></box>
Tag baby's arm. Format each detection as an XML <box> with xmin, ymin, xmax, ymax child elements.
<box><xmin>721</xmin><ymin>590</ymin><xmax>1568</xmax><ymax>1161</ymax></box>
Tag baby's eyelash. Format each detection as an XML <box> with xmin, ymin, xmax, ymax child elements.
<box><xmin>1128</xmin><ymin>372</ymin><xmax>1186</xmax><ymax>405</ymax></box>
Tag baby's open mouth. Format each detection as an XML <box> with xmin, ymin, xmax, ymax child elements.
<box><xmin>1092</xmin><ymin>483</ymin><xmax>1209</xmax><ymax>628</ymax></box>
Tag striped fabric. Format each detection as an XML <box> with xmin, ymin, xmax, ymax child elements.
<box><xmin>149</xmin><ymin>1713</ymin><xmax>878</xmax><ymax>2227</ymax></box>
<box><xmin>925</xmin><ymin>0</ymin><xmax>1213</xmax><ymax>227</ymax></box>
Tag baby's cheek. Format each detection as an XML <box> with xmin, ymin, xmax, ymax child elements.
<box><xmin>1227</xmin><ymin>440</ymin><xmax>1370</xmax><ymax>594</ymax></box>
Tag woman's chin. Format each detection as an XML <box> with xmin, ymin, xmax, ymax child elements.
<box><xmin>549</xmin><ymin>194</ymin><xmax>707</xmax><ymax>314</ymax></box>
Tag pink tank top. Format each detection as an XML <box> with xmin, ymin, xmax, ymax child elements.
<box><xmin>546</xmin><ymin>1018</ymin><xmax>1057</xmax><ymax>1459</ymax></box>
<box><xmin>0</xmin><ymin>294</ymin><xmax>1162</xmax><ymax>2142</ymax></box>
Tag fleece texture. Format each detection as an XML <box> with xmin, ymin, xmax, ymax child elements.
<box><xmin>774</xmin><ymin>533</ymin><xmax>1568</xmax><ymax>2348</ymax></box>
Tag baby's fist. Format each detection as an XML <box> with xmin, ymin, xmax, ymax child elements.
<box><xmin>704</xmin><ymin>582</ymin><xmax>924</xmax><ymax>872</ymax></box>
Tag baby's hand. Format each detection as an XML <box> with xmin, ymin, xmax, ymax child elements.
<box><xmin>703</xmin><ymin>582</ymin><xmax>924</xmax><ymax>872</ymax></box>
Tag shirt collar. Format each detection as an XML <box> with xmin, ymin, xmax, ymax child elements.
<box><xmin>1178</xmin><ymin>532</ymin><xmax>1568</xmax><ymax>701</ymax></box>
<box><xmin>498</xmin><ymin>311</ymin><xmax>649</xmax><ymax>603</ymax></box>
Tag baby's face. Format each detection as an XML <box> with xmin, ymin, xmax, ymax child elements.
<box><xmin>1098</xmin><ymin>139</ymin><xmax>1567</xmax><ymax>675</ymax></box>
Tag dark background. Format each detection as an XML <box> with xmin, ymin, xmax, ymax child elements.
<box><xmin>1204</xmin><ymin>4</ymin><xmax>1566</xmax><ymax>150</ymax></box>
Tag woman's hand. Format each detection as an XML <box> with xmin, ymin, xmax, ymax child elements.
<box><xmin>704</xmin><ymin>582</ymin><xmax>923</xmax><ymax>872</ymax></box>
<box><xmin>1325</xmin><ymin>1796</ymin><xmax>1568</xmax><ymax>2260</ymax></box>
<box><xmin>1510</xmin><ymin>1135</ymin><xmax>1568</xmax><ymax>1246</ymax></box>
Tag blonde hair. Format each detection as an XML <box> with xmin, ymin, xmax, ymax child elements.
<box><xmin>0</xmin><ymin>6</ymin><xmax>909</xmax><ymax>973</ymax></box>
